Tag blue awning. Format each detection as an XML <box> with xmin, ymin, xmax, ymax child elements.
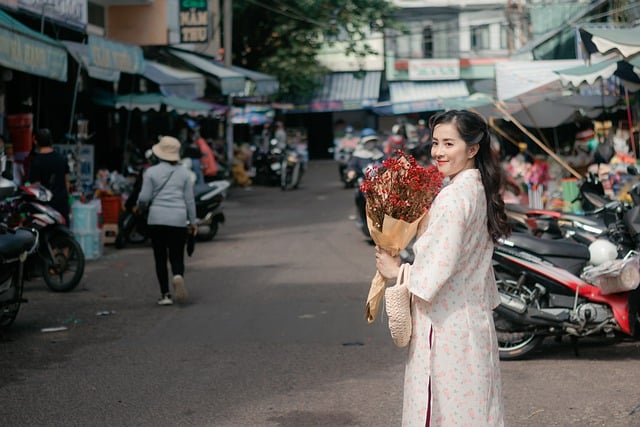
<box><xmin>143</xmin><ymin>60</ymin><xmax>206</xmax><ymax>99</ymax></box>
<box><xmin>231</xmin><ymin>65</ymin><xmax>279</xmax><ymax>96</ymax></box>
<box><xmin>283</xmin><ymin>71</ymin><xmax>381</xmax><ymax>113</ymax></box>
<box><xmin>93</xmin><ymin>91</ymin><xmax>223</xmax><ymax>117</ymax></box>
<box><xmin>373</xmin><ymin>80</ymin><xmax>469</xmax><ymax>115</ymax></box>
<box><xmin>167</xmin><ymin>48</ymin><xmax>246</xmax><ymax>95</ymax></box>
<box><xmin>88</xmin><ymin>34</ymin><xmax>145</xmax><ymax>75</ymax></box>
<box><xmin>0</xmin><ymin>10</ymin><xmax>67</xmax><ymax>81</ymax></box>
<box><xmin>62</xmin><ymin>41</ymin><xmax>120</xmax><ymax>82</ymax></box>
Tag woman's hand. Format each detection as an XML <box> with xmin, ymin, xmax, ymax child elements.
<box><xmin>375</xmin><ymin>247</ymin><xmax>401</xmax><ymax>280</ymax></box>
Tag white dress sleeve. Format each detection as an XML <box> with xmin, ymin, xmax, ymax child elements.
<box><xmin>406</xmin><ymin>186</ymin><xmax>470</xmax><ymax>302</ymax></box>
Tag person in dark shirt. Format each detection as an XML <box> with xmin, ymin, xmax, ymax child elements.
<box><xmin>28</xmin><ymin>129</ymin><xmax>71</xmax><ymax>225</ymax></box>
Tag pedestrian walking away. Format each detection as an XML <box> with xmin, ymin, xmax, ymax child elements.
<box><xmin>376</xmin><ymin>110</ymin><xmax>511</xmax><ymax>426</ymax></box>
<box><xmin>138</xmin><ymin>136</ymin><xmax>197</xmax><ymax>306</ymax></box>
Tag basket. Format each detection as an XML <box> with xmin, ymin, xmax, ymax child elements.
<box><xmin>100</xmin><ymin>196</ymin><xmax>122</xmax><ymax>224</ymax></box>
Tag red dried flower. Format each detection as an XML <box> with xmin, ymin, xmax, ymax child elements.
<box><xmin>360</xmin><ymin>151</ymin><xmax>444</xmax><ymax>230</ymax></box>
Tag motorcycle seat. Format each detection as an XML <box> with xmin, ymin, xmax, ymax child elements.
<box><xmin>508</xmin><ymin>232</ymin><xmax>591</xmax><ymax>261</ymax></box>
<box><xmin>0</xmin><ymin>228</ymin><xmax>36</xmax><ymax>259</ymax></box>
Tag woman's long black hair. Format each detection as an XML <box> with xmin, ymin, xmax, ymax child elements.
<box><xmin>429</xmin><ymin>110</ymin><xmax>511</xmax><ymax>242</ymax></box>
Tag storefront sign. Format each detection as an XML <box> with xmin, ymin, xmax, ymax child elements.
<box><xmin>88</xmin><ymin>35</ymin><xmax>144</xmax><ymax>74</ymax></box>
<box><xmin>408</xmin><ymin>59</ymin><xmax>460</xmax><ymax>80</ymax></box>
<box><xmin>0</xmin><ymin>11</ymin><xmax>67</xmax><ymax>81</ymax></box>
<box><xmin>179</xmin><ymin>0</ymin><xmax>208</xmax><ymax>43</ymax></box>
<box><xmin>18</xmin><ymin>0</ymin><xmax>87</xmax><ymax>30</ymax></box>
<box><xmin>386</xmin><ymin>57</ymin><xmax>460</xmax><ymax>81</ymax></box>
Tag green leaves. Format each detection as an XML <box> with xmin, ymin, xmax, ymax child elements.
<box><xmin>232</xmin><ymin>0</ymin><xmax>399</xmax><ymax>101</ymax></box>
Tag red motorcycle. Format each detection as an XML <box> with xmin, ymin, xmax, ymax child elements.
<box><xmin>493</xmin><ymin>230</ymin><xmax>640</xmax><ymax>360</ymax></box>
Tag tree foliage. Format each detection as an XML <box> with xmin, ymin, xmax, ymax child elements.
<box><xmin>231</xmin><ymin>0</ymin><xmax>400</xmax><ymax>101</ymax></box>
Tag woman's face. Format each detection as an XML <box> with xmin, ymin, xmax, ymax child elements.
<box><xmin>431</xmin><ymin>122</ymin><xmax>478</xmax><ymax>178</ymax></box>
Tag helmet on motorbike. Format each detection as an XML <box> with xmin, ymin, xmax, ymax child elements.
<box><xmin>588</xmin><ymin>239</ymin><xmax>617</xmax><ymax>266</ymax></box>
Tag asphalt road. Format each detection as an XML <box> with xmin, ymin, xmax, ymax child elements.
<box><xmin>1</xmin><ymin>160</ymin><xmax>640</xmax><ymax>427</ymax></box>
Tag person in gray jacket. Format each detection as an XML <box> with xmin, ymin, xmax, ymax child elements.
<box><xmin>138</xmin><ymin>136</ymin><xmax>197</xmax><ymax>305</ymax></box>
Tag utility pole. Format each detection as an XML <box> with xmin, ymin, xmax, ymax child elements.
<box><xmin>201</xmin><ymin>0</ymin><xmax>221</xmax><ymax>59</ymax></box>
<box><xmin>224</xmin><ymin>0</ymin><xmax>234</xmax><ymax>165</ymax></box>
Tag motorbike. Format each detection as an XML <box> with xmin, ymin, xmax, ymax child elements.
<box><xmin>492</xmin><ymin>170</ymin><xmax>640</xmax><ymax>360</ymax></box>
<box><xmin>115</xmin><ymin>169</ymin><xmax>230</xmax><ymax>248</ymax></box>
<box><xmin>493</xmin><ymin>231</ymin><xmax>640</xmax><ymax>360</ymax></box>
<box><xmin>193</xmin><ymin>179</ymin><xmax>229</xmax><ymax>241</ymax></box>
<box><xmin>0</xmin><ymin>225</ymin><xmax>39</xmax><ymax>327</ymax></box>
<box><xmin>278</xmin><ymin>143</ymin><xmax>304</xmax><ymax>191</ymax></box>
<box><xmin>115</xmin><ymin>164</ymin><xmax>148</xmax><ymax>249</ymax></box>
<box><xmin>253</xmin><ymin>139</ymin><xmax>303</xmax><ymax>190</ymax></box>
<box><xmin>336</xmin><ymin>146</ymin><xmax>356</xmax><ymax>188</ymax></box>
<box><xmin>505</xmin><ymin>172</ymin><xmax>614</xmax><ymax>244</ymax></box>
<box><xmin>0</xmin><ymin>182</ymin><xmax>85</xmax><ymax>292</ymax></box>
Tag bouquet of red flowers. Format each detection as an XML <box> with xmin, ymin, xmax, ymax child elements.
<box><xmin>362</xmin><ymin>152</ymin><xmax>444</xmax><ymax>323</ymax></box>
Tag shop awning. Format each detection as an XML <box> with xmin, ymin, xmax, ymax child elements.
<box><xmin>88</xmin><ymin>34</ymin><xmax>145</xmax><ymax>75</ymax></box>
<box><xmin>555</xmin><ymin>56</ymin><xmax>640</xmax><ymax>92</ymax></box>
<box><xmin>0</xmin><ymin>9</ymin><xmax>67</xmax><ymax>81</ymax></box>
<box><xmin>62</xmin><ymin>41</ymin><xmax>120</xmax><ymax>82</ymax></box>
<box><xmin>283</xmin><ymin>71</ymin><xmax>381</xmax><ymax>113</ymax></box>
<box><xmin>93</xmin><ymin>91</ymin><xmax>221</xmax><ymax>116</ymax></box>
<box><xmin>461</xmin><ymin>91</ymin><xmax>621</xmax><ymax>128</ymax></box>
<box><xmin>495</xmin><ymin>60</ymin><xmax>583</xmax><ymax>101</ymax></box>
<box><xmin>231</xmin><ymin>65</ymin><xmax>279</xmax><ymax>96</ymax></box>
<box><xmin>372</xmin><ymin>80</ymin><xmax>468</xmax><ymax>115</ymax></box>
<box><xmin>143</xmin><ymin>60</ymin><xmax>206</xmax><ymax>99</ymax></box>
<box><xmin>580</xmin><ymin>26</ymin><xmax>640</xmax><ymax>60</ymax></box>
<box><xmin>166</xmin><ymin>48</ymin><xmax>245</xmax><ymax>95</ymax></box>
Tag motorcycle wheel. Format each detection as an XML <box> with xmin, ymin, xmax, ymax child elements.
<box><xmin>280</xmin><ymin>160</ymin><xmax>291</xmax><ymax>191</ymax></box>
<box><xmin>291</xmin><ymin>163</ymin><xmax>301</xmax><ymax>189</ymax></box>
<box><xmin>114</xmin><ymin>232</ymin><xmax>127</xmax><ymax>249</ymax></box>
<box><xmin>197</xmin><ymin>221</ymin><xmax>218</xmax><ymax>242</ymax></box>
<box><xmin>41</xmin><ymin>233</ymin><xmax>85</xmax><ymax>292</ymax></box>
<box><xmin>493</xmin><ymin>278</ymin><xmax>545</xmax><ymax>360</ymax></box>
<box><xmin>127</xmin><ymin>223</ymin><xmax>147</xmax><ymax>244</ymax></box>
<box><xmin>0</xmin><ymin>274</ymin><xmax>23</xmax><ymax>328</ymax></box>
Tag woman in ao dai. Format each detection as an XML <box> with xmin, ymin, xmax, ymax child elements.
<box><xmin>376</xmin><ymin>110</ymin><xmax>511</xmax><ymax>426</ymax></box>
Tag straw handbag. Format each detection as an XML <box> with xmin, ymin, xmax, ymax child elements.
<box><xmin>385</xmin><ymin>263</ymin><xmax>412</xmax><ymax>347</ymax></box>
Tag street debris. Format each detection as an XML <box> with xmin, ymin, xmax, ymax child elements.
<box><xmin>96</xmin><ymin>310</ymin><xmax>116</xmax><ymax>317</ymax></box>
<box><xmin>41</xmin><ymin>326</ymin><xmax>68</xmax><ymax>333</ymax></box>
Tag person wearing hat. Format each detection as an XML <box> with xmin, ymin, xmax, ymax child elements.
<box><xmin>138</xmin><ymin>136</ymin><xmax>197</xmax><ymax>306</ymax></box>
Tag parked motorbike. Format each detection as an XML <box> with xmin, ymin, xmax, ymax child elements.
<box><xmin>252</xmin><ymin>139</ymin><xmax>303</xmax><ymax>190</ymax></box>
<box><xmin>193</xmin><ymin>179</ymin><xmax>229</xmax><ymax>241</ymax></box>
<box><xmin>115</xmin><ymin>168</ymin><xmax>229</xmax><ymax>248</ymax></box>
<box><xmin>115</xmin><ymin>164</ymin><xmax>148</xmax><ymax>249</ymax></box>
<box><xmin>0</xmin><ymin>183</ymin><xmax>85</xmax><ymax>292</ymax></box>
<box><xmin>0</xmin><ymin>225</ymin><xmax>39</xmax><ymax>327</ymax></box>
<box><xmin>492</xmin><ymin>229</ymin><xmax>640</xmax><ymax>360</ymax></box>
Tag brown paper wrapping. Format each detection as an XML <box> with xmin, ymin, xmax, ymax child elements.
<box><xmin>365</xmin><ymin>212</ymin><xmax>425</xmax><ymax>323</ymax></box>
